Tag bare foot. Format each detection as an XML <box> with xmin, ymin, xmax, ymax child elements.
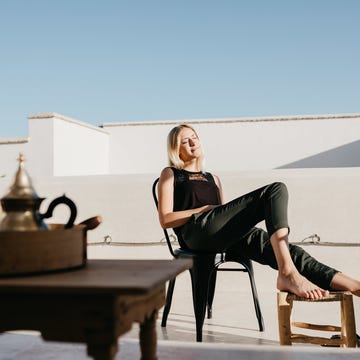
<box><xmin>277</xmin><ymin>270</ymin><xmax>329</xmax><ymax>299</ymax></box>
<box><xmin>351</xmin><ymin>289</ymin><xmax>360</xmax><ymax>297</ymax></box>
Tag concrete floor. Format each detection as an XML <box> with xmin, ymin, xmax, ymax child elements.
<box><xmin>0</xmin><ymin>243</ymin><xmax>359</xmax><ymax>359</ymax></box>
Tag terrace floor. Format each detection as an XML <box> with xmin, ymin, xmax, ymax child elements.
<box><xmin>0</xmin><ymin>244</ymin><xmax>359</xmax><ymax>359</ymax></box>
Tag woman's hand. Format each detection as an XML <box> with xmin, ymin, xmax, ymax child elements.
<box><xmin>199</xmin><ymin>204</ymin><xmax>219</xmax><ymax>212</ymax></box>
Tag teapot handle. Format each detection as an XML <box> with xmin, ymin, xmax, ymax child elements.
<box><xmin>40</xmin><ymin>195</ymin><xmax>77</xmax><ymax>229</ymax></box>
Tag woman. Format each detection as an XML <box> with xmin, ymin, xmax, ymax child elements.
<box><xmin>158</xmin><ymin>124</ymin><xmax>360</xmax><ymax>299</ymax></box>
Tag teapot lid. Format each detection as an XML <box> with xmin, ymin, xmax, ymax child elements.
<box><xmin>3</xmin><ymin>153</ymin><xmax>40</xmax><ymax>200</ymax></box>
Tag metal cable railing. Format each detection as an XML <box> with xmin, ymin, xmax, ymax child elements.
<box><xmin>291</xmin><ymin>233</ymin><xmax>360</xmax><ymax>247</ymax></box>
<box><xmin>87</xmin><ymin>234</ymin><xmax>178</xmax><ymax>247</ymax></box>
<box><xmin>87</xmin><ymin>233</ymin><xmax>360</xmax><ymax>247</ymax></box>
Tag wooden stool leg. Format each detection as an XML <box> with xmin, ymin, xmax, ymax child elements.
<box><xmin>341</xmin><ymin>294</ymin><xmax>357</xmax><ymax>348</ymax></box>
<box><xmin>277</xmin><ymin>292</ymin><xmax>292</xmax><ymax>345</ymax></box>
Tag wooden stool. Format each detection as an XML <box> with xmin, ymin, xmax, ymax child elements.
<box><xmin>277</xmin><ymin>291</ymin><xmax>357</xmax><ymax>347</ymax></box>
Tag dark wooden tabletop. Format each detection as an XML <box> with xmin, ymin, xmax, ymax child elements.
<box><xmin>0</xmin><ymin>259</ymin><xmax>193</xmax><ymax>295</ymax></box>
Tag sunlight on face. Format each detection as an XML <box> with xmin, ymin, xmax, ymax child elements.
<box><xmin>178</xmin><ymin>127</ymin><xmax>202</xmax><ymax>162</ymax></box>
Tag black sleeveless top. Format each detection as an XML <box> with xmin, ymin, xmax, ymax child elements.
<box><xmin>171</xmin><ymin>167</ymin><xmax>221</xmax><ymax>249</ymax></box>
<box><xmin>171</xmin><ymin>167</ymin><xmax>221</xmax><ymax>211</ymax></box>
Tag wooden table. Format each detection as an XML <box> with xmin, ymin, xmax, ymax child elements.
<box><xmin>0</xmin><ymin>259</ymin><xmax>192</xmax><ymax>360</ymax></box>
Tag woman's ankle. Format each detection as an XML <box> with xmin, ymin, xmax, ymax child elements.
<box><xmin>278</xmin><ymin>264</ymin><xmax>298</xmax><ymax>278</ymax></box>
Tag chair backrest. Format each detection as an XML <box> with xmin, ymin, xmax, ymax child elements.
<box><xmin>152</xmin><ymin>178</ymin><xmax>178</xmax><ymax>258</ymax></box>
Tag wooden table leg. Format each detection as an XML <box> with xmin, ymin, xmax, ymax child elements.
<box><xmin>139</xmin><ymin>310</ymin><xmax>158</xmax><ymax>360</ymax></box>
<box><xmin>87</xmin><ymin>341</ymin><xmax>118</xmax><ymax>360</ymax></box>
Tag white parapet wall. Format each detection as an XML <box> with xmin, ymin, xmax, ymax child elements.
<box><xmin>1</xmin><ymin>112</ymin><xmax>360</xmax><ymax>177</ymax></box>
<box><xmin>1</xmin><ymin>113</ymin><xmax>110</xmax><ymax>178</ymax></box>
<box><xmin>26</xmin><ymin>113</ymin><xmax>110</xmax><ymax>177</ymax></box>
<box><xmin>0</xmin><ymin>112</ymin><xmax>360</xmax><ymax>249</ymax></box>
<box><xmin>0</xmin><ymin>138</ymin><xmax>30</xmax><ymax>179</ymax></box>
<box><xmin>103</xmin><ymin>113</ymin><xmax>360</xmax><ymax>174</ymax></box>
<box><xmin>1</xmin><ymin>168</ymin><xmax>356</xmax><ymax>246</ymax></box>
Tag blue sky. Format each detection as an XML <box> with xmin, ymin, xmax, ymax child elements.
<box><xmin>1</xmin><ymin>0</ymin><xmax>359</xmax><ymax>137</ymax></box>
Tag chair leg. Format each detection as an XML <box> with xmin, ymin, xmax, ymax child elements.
<box><xmin>189</xmin><ymin>254</ymin><xmax>216</xmax><ymax>342</ymax></box>
<box><xmin>207</xmin><ymin>269</ymin><xmax>217</xmax><ymax>319</ymax></box>
<box><xmin>247</xmin><ymin>272</ymin><xmax>264</xmax><ymax>331</ymax></box>
<box><xmin>161</xmin><ymin>277</ymin><xmax>176</xmax><ymax>327</ymax></box>
<box><xmin>242</xmin><ymin>261</ymin><xmax>264</xmax><ymax>331</ymax></box>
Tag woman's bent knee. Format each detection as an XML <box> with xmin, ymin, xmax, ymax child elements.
<box><xmin>265</xmin><ymin>182</ymin><xmax>288</xmax><ymax>199</ymax></box>
<box><xmin>272</xmin><ymin>181</ymin><xmax>288</xmax><ymax>198</ymax></box>
<box><xmin>272</xmin><ymin>181</ymin><xmax>287</xmax><ymax>192</ymax></box>
<box><xmin>264</xmin><ymin>182</ymin><xmax>289</xmax><ymax>237</ymax></box>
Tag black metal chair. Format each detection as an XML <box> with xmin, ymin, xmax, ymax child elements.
<box><xmin>152</xmin><ymin>178</ymin><xmax>264</xmax><ymax>342</ymax></box>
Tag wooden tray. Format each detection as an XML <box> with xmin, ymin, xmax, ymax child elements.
<box><xmin>0</xmin><ymin>224</ymin><xmax>87</xmax><ymax>276</ymax></box>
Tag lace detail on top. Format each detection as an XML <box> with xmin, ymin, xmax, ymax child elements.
<box><xmin>188</xmin><ymin>173</ymin><xmax>209</xmax><ymax>182</ymax></box>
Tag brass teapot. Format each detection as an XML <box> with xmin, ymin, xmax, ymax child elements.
<box><xmin>0</xmin><ymin>154</ymin><xmax>77</xmax><ymax>231</ymax></box>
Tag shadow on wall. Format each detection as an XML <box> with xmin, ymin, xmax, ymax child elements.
<box><xmin>277</xmin><ymin>140</ymin><xmax>360</xmax><ymax>169</ymax></box>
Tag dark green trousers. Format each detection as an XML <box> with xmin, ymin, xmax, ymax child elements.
<box><xmin>226</xmin><ymin>227</ymin><xmax>338</xmax><ymax>290</ymax></box>
<box><xmin>180</xmin><ymin>182</ymin><xmax>338</xmax><ymax>289</ymax></box>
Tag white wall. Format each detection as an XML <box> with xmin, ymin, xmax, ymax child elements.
<box><xmin>0</xmin><ymin>139</ymin><xmax>30</xmax><ymax>179</ymax></box>
<box><xmin>24</xmin><ymin>113</ymin><xmax>110</xmax><ymax>177</ymax></box>
<box><xmin>52</xmin><ymin>116</ymin><xmax>109</xmax><ymax>176</ymax></box>
<box><xmin>1</xmin><ymin>168</ymin><xmax>355</xmax><ymax>246</ymax></box>
<box><xmin>107</xmin><ymin>124</ymin><xmax>169</xmax><ymax>174</ymax></box>
<box><xmin>3</xmin><ymin>113</ymin><xmax>360</xmax><ymax>178</ymax></box>
<box><xmin>104</xmin><ymin>114</ymin><xmax>360</xmax><ymax>174</ymax></box>
<box><xmin>1</xmin><ymin>113</ymin><xmax>360</xmax><ymax>247</ymax></box>
<box><xmin>197</xmin><ymin>117</ymin><xmax>360</xmax><ymax>171</ymax></box>
<box><xmin>26</xmin><ymin>117</ymin><xmax>54</xmax><ymax>178</ymax></box>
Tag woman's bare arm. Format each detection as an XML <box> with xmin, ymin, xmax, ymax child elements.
<box><xmin>213</xmin><ymin>174</ymin><xmax>225</xmax><ymax>205</ymax></box>
<box><xmin>157</xmin><ymin>167</ymin><xmax>216</xmax><ymax>229</ymax></box>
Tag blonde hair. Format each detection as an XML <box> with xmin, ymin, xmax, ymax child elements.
<box><xmin>167</xmin><ymin>124</ymin><xmax>204</xmax><ymax>171</ymax></box>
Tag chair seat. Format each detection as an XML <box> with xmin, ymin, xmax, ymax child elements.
<box><xmin>174</xmin><ymin>248</ymin><xmax>197</xmax><ymax>257</ymax></box>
